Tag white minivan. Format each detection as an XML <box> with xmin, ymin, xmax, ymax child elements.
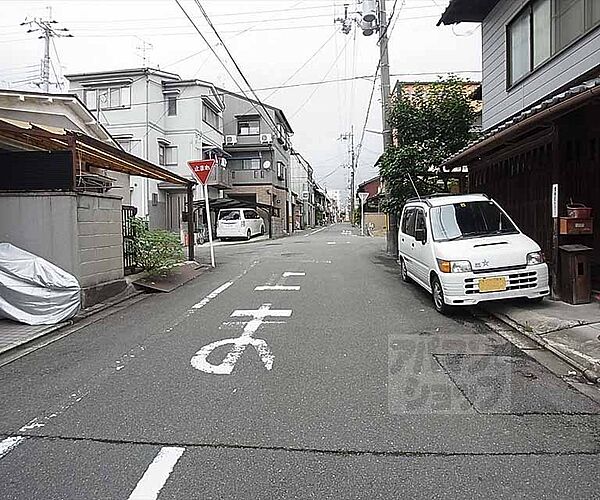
<box><xmin>398</xmin><ymin>194</ymin><xmax>549</xmax><ymax>314</ymax></box>
<box><xmin>216</xmin><ymin>208</ymin><xmax>265</xmax><ymax>241</ymax></box>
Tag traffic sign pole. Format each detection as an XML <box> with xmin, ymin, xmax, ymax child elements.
<box><xmin>204</xmin><ymin>182</ymin><xmax>215</xmax><ymax>268</ymax></box>
<box><xmin>187</xmin><ymin>160</ymin><xmax>217</xmax><ymax>268</ymax></box>
<box><xmin>358</xmin><ymin>192</ymin><xmax>369</xmax><ymax>236</ymax></box>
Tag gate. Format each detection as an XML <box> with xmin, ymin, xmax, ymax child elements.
<box><xmin>122</xmin><ymin>205</ymin><xmax>137</xmax><ymax>275</ymax></box>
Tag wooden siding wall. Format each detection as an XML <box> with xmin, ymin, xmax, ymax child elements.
<box><xmin>470</xmin><ymin>137</ymin><xmax>554</xmax><ymax>262</ymax></box>
<box><xmin>557</xmin><ymin>104</ymin><xmax>600</xmax><ymax>268</ymax></box>
<box><xmin>469</xmin><ymin>103</ymin><xmax>600</xmax><ymax>280</ymax></box>
<box><xmin>482</xmin><ymin>0</ymin><xmax>600</xmax><ymax>130</ymax></box>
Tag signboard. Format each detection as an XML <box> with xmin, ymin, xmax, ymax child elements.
<box><xmin>552</xmin><ymin>183</ymin><xmax>559</xmax><ymax>218</ymax></box>
<box><xmin>358</xmin><ymin>192</ymin><xmax>369</xmax><ymax>204</ymax></box>
<box><xmin>187</xmin><ymin>159</ymin><xmax>215</xmax><ymax>185</ymax></box>
<box><xmin>187</xmin><ymin>159</ymin><xmax>216</xmax><ymax>268</ymax></box>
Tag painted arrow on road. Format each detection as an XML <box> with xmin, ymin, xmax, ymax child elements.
<box><xmin>191</xmin><ymin>304</ymin><xmax>291</xmax><ymax>375</ymax></box>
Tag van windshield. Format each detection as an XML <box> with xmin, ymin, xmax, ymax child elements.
<box><xmin>219</xmin><ymin>210</ymin><xmax>240</xmax><ymax>221</ymax></box>
<box><xmin>430</xmin><ymin>201</ymin><xmax>518</xmax><ymax>241</ymax></box>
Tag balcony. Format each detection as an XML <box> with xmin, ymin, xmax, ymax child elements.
<box><xmin>206</xmin><ymin>164</ymin><xmax>231</xmax><ymax>189</ymax></box>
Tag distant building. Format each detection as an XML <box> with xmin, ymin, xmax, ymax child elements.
<box><xmin>66</xmin><ymin>68</ymin><xmax>227</xmax><ymax>234</ymax></box>
<box><xmin>218</xmin><ymin>88</ymin><xmax>294</xmax><ymax>237</ymax></box>
<box><xmin>290</xmin><ymin>151</ymin><xmax>315</xmax><ymax>229</ymax></box>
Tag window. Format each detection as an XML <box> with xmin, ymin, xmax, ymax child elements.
<box><xmin>167</xmin><ymin>95</ymin><xmax>177</xmax><ymax>116</ymax></box>
<box><xmin>203</xmin><ymin>104</ymin><xmax>222</xmax><ymax>131</ymax></box>
<box><xmin>277</xmin><ymin>162</ymin><xmax>285</xmax><ymax>180</ymax></box>
<box><xmin>509</xmin><ymin>8</ymin><xmax>531</xmax><ymax>85</ymax></box>
<box><xmin>238</xmin><ymin>119</ymin><xmax>260</xmax><ymax>135</ymax></box>
<box><xmin>508</xmin><ymin>0</ymin><xmax>600</xmax><ymax>86</ymax></box>
<box><xmin>158</xmin><ymin>143</ymin><xmax>177</xmax><ymax>166</ymax></box>
<box><xmin>235</xmin><ymin>158</ymin><xmax>260</xmax><ymax>170</ymax></box>
<box><xmin>415</xmin><ymin>210</ymin><xmax>427</xmax><ymax>241</ymax></box>
<box><xmin>117</xmin><ymin>139</ymin><xmax>132</xmax><ymax>153</ymax></box>
<box><xmin>533</xmin><ymin>0</ymin><xmax>552</xmax><ymax>66</ymax></box>
<box><xmin>556</xmin><ymin>0</ymin><xmax>587</xmax><ymax>49</ymax></box>
<box><xmin>244</xmin><ymin>210</ymin><xmax>258</xmax><ymax>220</ymax></box>
<box><xmin>84</xmin><ymin>85</ymin><xmax>130</xmax><ymax>111</ymax></box>
<box><xmin>401</xmin><ymin>208</ymin><xmax>416</xmax><ymax>236</ymax></box>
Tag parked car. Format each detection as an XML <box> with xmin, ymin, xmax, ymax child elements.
<box><xmin>216</xmin><ymin>208</ymin><xmax>265</xmax><ymax>241</ymax></box>
<box><xmin>398</xmin><ymin>194</ymin><xmax>549</xmax><ymax>314</ymax></box>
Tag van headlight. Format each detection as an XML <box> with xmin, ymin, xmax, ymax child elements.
<box><xmin>438</xmin><ymin>260</ymin><xmax>472</xmax><ymax>273</ymax></box>
<box><xmin>526</xmin><ymin>251</ymin><xmax>544</xmax><ymax>265</ymax></box>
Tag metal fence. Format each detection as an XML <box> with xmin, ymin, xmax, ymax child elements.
<box><xmin>122</xmin><ymin>205</ymin><xmax>138</xmax><ymax>275</ymax></box>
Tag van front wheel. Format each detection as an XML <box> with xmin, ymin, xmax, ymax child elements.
<box><xmin>432</xmin><ymin>276</ymin><xmax>450</xmax><ymax>315</ymax></box>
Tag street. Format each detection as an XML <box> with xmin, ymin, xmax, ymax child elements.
<box><xmin>0</xmin><ymin>223</ymin><xmax>599</xmax><ymax>499</ymax></box>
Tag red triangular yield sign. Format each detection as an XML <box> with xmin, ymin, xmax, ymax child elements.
<box><xmin>187</xmin><ymin>159</ymin><xmax>216</xmax><ymax>185</ymax></box>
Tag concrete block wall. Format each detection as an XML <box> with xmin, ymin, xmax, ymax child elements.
<box><xmin>76</xmin><ymin>193</ymin><xmax>124</xmax><ymax>288</ymax></box>
<box><xmin>0</xmin><ymin>192</ymin><xmax>79</xmax><ymax>276</ymax></box>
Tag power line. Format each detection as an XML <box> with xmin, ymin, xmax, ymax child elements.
<box><xmin>189</xmin><ymin>0</ymin><xmax>282</xmax><ymax>133</ymax></box>
<box><xmin>288</xmin><ymin>32</ymin><xmax>352</xmax><ymax>120</ymax></box>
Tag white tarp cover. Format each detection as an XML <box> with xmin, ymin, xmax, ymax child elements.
<box><xmin>0</xmin><ymin>243</ymin><xmax>81</xmax><ymax>325</ymax></box>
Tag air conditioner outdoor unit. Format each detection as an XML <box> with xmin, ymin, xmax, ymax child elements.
<box><xmin>260</xmin><ymin>133</ymin><xmax>272</xmax><ymax>144</ymax></box>
<box><xmin>225</xmin><ymin>135</ymin><xmax>237</xmax><ymax>145</ymax></box>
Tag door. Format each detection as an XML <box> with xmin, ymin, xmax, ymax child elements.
<box><xmin>243</xmin><ymin>210</ymin><xmax>257</xmax><ymax>236</ymax></box>
<box><xmin>411</xmin><ymin>209</ymin><xmax>431</xmax><ymax>287</ymax></box>
<box><xmin>399</xmin><ymin>208</ymin><xmax>417</xmax><ymax>275</ymax></box>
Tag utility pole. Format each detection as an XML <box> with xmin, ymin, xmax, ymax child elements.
<box><xmin>335</xmin><ymin>1</ymin><xmax>397</xmax><ymax>254</ymax></box>
<box><xmin>377</xmin><ymin>0</ymin><xmax>397</xmax><ymax>258</ymax></box>
<box><xmin>339</xmin><ymin>127</ymin><xmax>355</xmax><ymax>223</ymax></box>
<box><xmin>22</xmin><ymin>7</ymin><xmax>72</xmax><ymax>92</ymax></box>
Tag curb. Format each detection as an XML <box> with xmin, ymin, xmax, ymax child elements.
<box><xmin>485</xmin><ymin>309</ymin><xmax>600</xmax><ymax>384</ymax></box>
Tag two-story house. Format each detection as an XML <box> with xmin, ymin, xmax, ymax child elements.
<box><xmin>439</xmin><ymin>0</ymin><xmax>600</xmax><ymax>299</ymax></box>
<box><xmin>218</xmin><ymin>89</ymin><xmax>293</xmax><ymax>237</ymax></box>
<box><xmin>66</xmin><ymin>68</ymin><xmax>227</xmax><ymax>235</ymax></box>
<box><xmin>290</xmin><ymin>150</ymin><xmax>316</xmax><ymax>229</ymax></box>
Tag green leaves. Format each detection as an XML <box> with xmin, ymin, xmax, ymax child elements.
<box><xmin>379</xmin><ymin>76</ymin><xmax>476</xmax><ymax>214</ymax></box>
<box><xmin>130</xmin><ymin>217</ymin><xmax>185</xmax><ymax>276</ymax></box>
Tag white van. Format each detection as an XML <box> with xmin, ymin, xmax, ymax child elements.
<box><xmin>216</xmin><ymin>208</ymin><xmax>265</xmax><ymax>241</ymax></box>
<box><xmin>398</xmin><ymin>194</ymin><xmax>549</xmax><ymax>314</ymax></box>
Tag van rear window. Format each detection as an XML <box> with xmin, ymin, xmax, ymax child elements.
<box><xmin>219</xmin><ymin>210</ymin><xmax>240</xmax><ymax>221</ymax></box>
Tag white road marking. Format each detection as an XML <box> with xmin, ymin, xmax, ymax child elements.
<box><xmin>254</xmin><ymin>285</ymin><xmax>300</xmax><ymax>291</ymax></box>
<box><xmin>327</xmin><ymin>242</ymin><xmax>336</xmax><ymax>245</ymax></box>
<box><xmin>127</xmin><ymin>446</ymin><xmax>185</xmax><ymax>500</ymax></box>
<box><xmin>306</xmin><ymin>227</ymin><xmax>326</xmax><ymax>236</ymax></box>
<box><xmin>191</xmin><ymin>304</ymin><xmax>292</xmax><ymax>375</ymax></box>
<box><xmin>282</xmin><ymin>272</ymin><xmax>305</xmax><ymax>277</ymax></box>
<box><xmin>192</xmin><ymin>281</ymin><xmax>234</xmax><ymax>309</ymax></box>
<box><xmin>0</xmin><ymin>436</ymin><xmax>26</xmax><ymax>460</ymax></box>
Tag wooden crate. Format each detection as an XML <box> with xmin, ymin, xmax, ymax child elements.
<box><xmin>559</xmin><ymin>217</ymin><xmax>593</xmax><ymax>235</ymax></box>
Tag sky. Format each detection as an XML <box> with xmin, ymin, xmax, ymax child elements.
<box><xmin>0</xmin><ymin>0</ymin><xmax>481</xmax><ymax>203</ymax></box>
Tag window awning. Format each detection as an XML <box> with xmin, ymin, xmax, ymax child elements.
<box><xmin>0</xmin><ymin>118</ymin><xmax>193</xmax><ymax>186</ymax></box>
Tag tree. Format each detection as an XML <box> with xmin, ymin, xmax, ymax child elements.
<box><xmin>378</xmin><ymin>77</ymin><xmax>476</xmax><ymax>216</ymax></box>
<box><xmin>130</xmin><ymin>217</ymin><xmax>185</xmax><ymax>275</ymax></box>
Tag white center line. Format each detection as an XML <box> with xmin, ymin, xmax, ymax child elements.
<box><xmin>127</xmin><ymin>446</ymin><xmax>185</xmax><ymax>500</ymax></box>
<box><xmin>192</xmin><ymin>281</ymin><xmax>233</xmax><ymax>309</ymax></box>
<box><xmin>282</xmin><ymin>272</ymin><xmax>305</xmax><ymax>277</ymax></box>
<box><xmin>327</xmin><ymin>242</ymin><xmax>336</xmax><ymax>245</ymax></box>
<box><xmin>0</xmin><ymin>436</ymin><xmax>26</xmax><ymax>460</ymax></box>
<box><xmin>254</xmin><ymin>285</ymin><xmax>300</xmax><ymax>291</ymax></box>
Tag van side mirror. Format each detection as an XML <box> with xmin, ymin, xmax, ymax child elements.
<box><xmin>415</xmin><ymin>228</ymin><xmax>427</xmax><ymax>243</ymax></box>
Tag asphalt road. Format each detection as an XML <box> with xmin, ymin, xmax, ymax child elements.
<box><xmin>0</xmin><ymin>223</ymin><xmax>599</xmax><ymax>499</ymax></box>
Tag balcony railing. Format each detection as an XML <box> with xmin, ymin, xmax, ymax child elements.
<box><xmin>207</xmin><ymin>164</ymin><xmax>231</xmax><ymax>189</ymax></box>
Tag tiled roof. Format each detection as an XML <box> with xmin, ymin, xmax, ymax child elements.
<box><xmin>442</xmin><ymin>77</ymin><xmax>600</xmax><ymax>167</ymax></box>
